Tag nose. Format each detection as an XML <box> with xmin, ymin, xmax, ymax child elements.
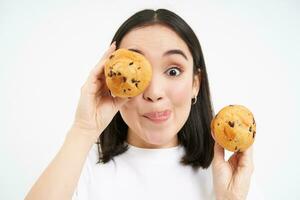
<box><xmin>142</xmin><ymin>75</ymin><xmax>164</xmax><ymax>102</ymax></box>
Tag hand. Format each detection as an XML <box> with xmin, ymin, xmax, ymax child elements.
<box><xmin>212</xmin><ymin>142</ymin><xmax>254</xmax><ymax>200</ymax></box>
<box><xmin>72</xmin><ymin>42</ymin><xmax>128</xmax><ymax>137</ymax></box>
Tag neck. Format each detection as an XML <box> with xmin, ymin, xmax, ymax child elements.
<box><xmin>126</xmin><ymin>129</ymin><xmax>179</xmax><ymax>149</ymax></box>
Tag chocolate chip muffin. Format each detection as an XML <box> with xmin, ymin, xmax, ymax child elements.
<box><xmin>104</xmin><ymin>48</ymin><xmax>152</xmax><ymax>98</ymax></box>
<box><xmin>211</xmin><ymin>105</ymin><xmax>256</xmax><ymax>152</ymax></box>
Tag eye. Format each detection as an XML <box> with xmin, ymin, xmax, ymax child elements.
<box><xmin>165</xmin><ymin>66</ymin><xmax>182</xmax><ymax>77</ymax></box>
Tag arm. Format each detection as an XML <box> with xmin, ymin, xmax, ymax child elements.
<box><xmin>25</xmin><ymin>42</ymin><xmax>128</xmax><ymax>200</ymax></box>
<box><xmin>24</xmin><ymin>127</ymin><xmax>97</xmax><ymax>200</ymax></box>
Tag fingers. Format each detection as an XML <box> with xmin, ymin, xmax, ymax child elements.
<box><xmin>83</xmin><ymin>42</ymin><xmax>116</xmax><ymax>93</ymax></box>
<box><xmin>211</xmin><ymin>130</ymin><xmax>225</xmax><ymax>165</ymax></box>
<box><xmin>211</xmin><ymin>130</ymin><xmax>216</xmax><ymax>141</ymax></box>
<box><xmin>228</xmin><ymin>152</ymin><xmax>239</xmax><ymax>168</ymax></box>
<box><xmin>238</xmin><ymin>146</ymin><xmax>253</xmax><ymax>162</ymax></box>
<box><xmin>88</xmin><ymin>42</ymin><xmax>116</xmax><ymax>83</ymax></box>
<box><xmin>241</xmin><ymin>145</ymin><xmax>253</xmax><ymax>158</ymax></box>
<box><xmin>114</xmin><ymin>96</ymin><xmax>130</xmax><ymax>108</ymax></box>
<box><xmin>212</xmin><ymin>142</ymin><xmax>225</xmax><ymax>166</ymax></box>
<box><xmin>238</xmin><ymin>146</ymin><xmax>254</xmax><ymax>169</ymax></box>
<box><xmin>93</xmin><ymin>42</ymin><xmax>116</xmax><ymax>75</ymax></box>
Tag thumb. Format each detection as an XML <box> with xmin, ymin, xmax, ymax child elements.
<box><xmin>113</xmin><ymin>97</ymin><xmax>130</xmax><ymax>109</ymax></box>
<box><xmin>212</xmin><ymin>142</ymin><xmax>225</xmax><ymax>166</ymax></box>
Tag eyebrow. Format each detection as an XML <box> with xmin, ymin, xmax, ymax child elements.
<box><xmin>128</xmin><ymin>48</ymin><xmax>188</xmax><ymax>60</ymax></box>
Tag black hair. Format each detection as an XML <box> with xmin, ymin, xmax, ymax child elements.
<box><xmin>97</xmin><ymin>8</ymin><xmax>214</xmax><ymax>169</ymax></box>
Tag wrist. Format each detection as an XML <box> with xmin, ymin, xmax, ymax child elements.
<box><xmin>67</xmin><ymin>125</ymin><xmax>101</xmax><ymax>144</ymax></box>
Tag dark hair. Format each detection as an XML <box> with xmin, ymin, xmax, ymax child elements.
<box><xmin>97</xmin><ymin>8</ymin><xmax>214</xmax><ymax>169</ymax></box>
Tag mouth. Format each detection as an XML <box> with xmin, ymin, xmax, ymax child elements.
<box><xmin>143</xmin><ymin>110</ymin><xmax>171</xmax><ymax>123</ymax></box>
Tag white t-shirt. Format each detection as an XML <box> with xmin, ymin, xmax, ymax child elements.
<box><xmin>72</xmin><ymin>144</ymin><xmax>262</xmax><ymax>200</ymax></box>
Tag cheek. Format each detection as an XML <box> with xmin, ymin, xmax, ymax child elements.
<box><xmin>166</xmin><ymin>79</ymin><xmax>193</xmax><ymax>134</ymax></box>
<box><xmin>119</xmin><ymin>97</ymin><xmax>141</xmax><ymax>125</ymax></box>
<box><xmin>167</xmin><ymin>80</ymin><xmax>192</xmax><ymax>106</ymax></box>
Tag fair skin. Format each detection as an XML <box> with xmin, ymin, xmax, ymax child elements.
<box><xmin>119</xmin><ymin>25</ymin><xmax>199</xmax><ymax>149</ymax></box>
<box><xmin>25</xmin><ymin>24</ymin><xmax>253</xmax><ymax>200</ymax></box>
<box><xmin>212</xmin><ymin>133</ymin><xmax>254</xmax><ymax>200</ymax></box>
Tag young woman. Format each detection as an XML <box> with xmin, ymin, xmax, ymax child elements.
<box><xmin>25</xmin><ymin>9</ymin><xmax>255</xmax><ymax>200</ymax></box>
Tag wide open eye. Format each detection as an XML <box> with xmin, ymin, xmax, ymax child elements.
<box><xmin>165</xmin><ymin>66</ymin><xmax>182</xmax><ymax>77</ymax></box>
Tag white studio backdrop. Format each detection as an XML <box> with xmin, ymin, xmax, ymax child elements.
<box><xmin>1</xmin><ymin>0</ymin><xmax>299</xmax><ymax>199</ymax></box>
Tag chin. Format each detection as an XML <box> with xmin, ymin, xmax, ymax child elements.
<box><xmin>142</xmin><ymin>131</ymin><xmax>178</xmax><ymax>148</ymax></box>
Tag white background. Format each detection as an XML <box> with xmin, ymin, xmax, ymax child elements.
<box><xmin>1</xmin><ymin>0</ymin><xmax>299</xmax><ymax>199</ymax></box>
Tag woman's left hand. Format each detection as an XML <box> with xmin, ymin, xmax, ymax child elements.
<box><xmin>212</xmin><ymin>142</ymin><xmax>254</xmax><ymax>200</ymax></box>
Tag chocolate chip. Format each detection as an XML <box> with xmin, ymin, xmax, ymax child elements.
<box><xmin>217</xmin><ymin>123</ymin><xmax>220</xmax><ymax>126</ymax></box>
<box><xmin>253</xmin><ymin>117</ymin><xmax>256</xmax><ymax>125</ymax></box>
<box><xmin>122</xmin><ymin>77</ymin><xmax>127</xmax><ymax>82</ymax></box>
<box><xmin>135</xmin><ymin>83</ymin><xmax>139</xmax><ymax>88</ymax></box>
<box><xmin>137</xmin><ymin>67</ymin><xmax>141</xmax><ymax>70</ymax></box>
<box><xmin>108</xmin><ymin>70</ymin><xmax>113</xmax><ymax>77</ymax></box>
<box><xmin>235</xmin><ymin>146</ymin><xmax>238</xmax><ymax>151</ymax></box>
<box><xmin>117</xmin><ymin>72</ymin><xmax>121</xmax><ymax>76</ymax></box>
<box><xmin>253</xmin><ymin>131</ymin><xmax>256</xmax><ymax>138</ymax></box>
<box><xmin>129</xmin><ymin>62</ymin><xmax>133</xmax><ymax>65</ymax></box>
<box><xmin>131</xmin><ymin>79</ymin><xmax>140</xmax><ymax>84</ymax></box>
<box><xmin>123</xmin><ymin>89</ymin><xmax>126</xmax><ymax>93</ymax></box>
<box><xmin>109</xmin><ymin>55</ymin><xmax>114</xmax><ymax>59</ymax></box>
<box><xmin>229</xmin><ymin>105</ymin><xmax>234</xmax><ymax>107</ymax></box>
<box><xmin>228</xmin><ymin>121</ymin><xmax>235</xmax><ymax>128</ymax></box>
<box><xmin>128</xmin><ymin>88</ymin><xmax>131</xmax><ymax>91</ymax></box>
<box><xmin>249</xmin><ymin>126</ymin><xmax>252</xmax><ymax>132</ymax></box>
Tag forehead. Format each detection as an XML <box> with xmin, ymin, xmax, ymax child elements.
<box><xmin>119</xmin><ymin>24</ymin><xmax>192</xmax><ymax>60</ymax></box>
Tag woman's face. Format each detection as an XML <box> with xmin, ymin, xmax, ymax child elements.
<box><xmin>119</xmin><ymin>24</ymin><xmax>200</xmax><ymax>148</ymax></box>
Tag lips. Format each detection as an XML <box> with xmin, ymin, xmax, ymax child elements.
<box><xmin>143</xmin><ymin>110</ymin><xmax>171</xmax><ymax>123</ymax></box>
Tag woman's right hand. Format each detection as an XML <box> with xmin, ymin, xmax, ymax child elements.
<box><xmin>72</xmin><ymin>42</ymin><xmax>128</xmax><ymax>138</ymax></box>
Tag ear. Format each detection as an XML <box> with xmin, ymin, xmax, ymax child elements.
<box><xmin>192</xmin><ymin>70</ymin><xmax>201</xmax><ymax>97</ymax></box>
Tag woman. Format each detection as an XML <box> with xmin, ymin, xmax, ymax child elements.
<box><xmin>25</xmin><ymin>9</ymin><xmax>254</xmax><ymax>200</ymax></box>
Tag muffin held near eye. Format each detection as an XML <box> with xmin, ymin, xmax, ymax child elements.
<box><xmin>211</xmin><ymin>105</ymin><xmax>256</xmax><ymax>152</ymax></box>
<box><xmin>104</xmin><ymin>48</ymin><xmax>152</xmax><ymax>98</ymax></box>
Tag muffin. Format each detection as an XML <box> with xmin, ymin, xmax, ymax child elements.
<box><xmin>104</xmin><ymin>48</ymin><xmax>152</xmax><ymax>98</ymax></box>
<box><xmin>211</xmin><ymin>105</ymin><xmax>256</xmax><ymax>152</ymax></box>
